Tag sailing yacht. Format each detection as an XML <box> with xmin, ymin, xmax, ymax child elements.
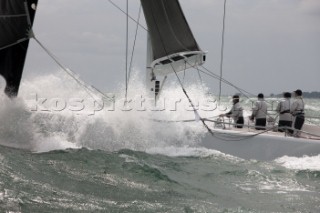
<box><xmin>1</xmin><ymin>0</ymin><xmax>320</xmax><ymax>161</ymax></box>
<box><xmin>139</xmin><ymin>0</ymin><xmax>320</xmax><ymax>161</ymax></box>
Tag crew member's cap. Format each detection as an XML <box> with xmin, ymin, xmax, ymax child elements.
<box><xmin>232</xmin><ymin>95</ymin><xmax>240</xmax><ymax>99</ymax></box>
<box><xmin>257</xmin><ymin>93</ymin><xmax>264</xmax><ymax>99</ymax></box>
<box><xmin>283</xmin><ymin>92</ymin><xmax>291</xmax><ymax>98</ymax></box>
<box><xmin>294</xmin><ymin>89</ymin><xmax>302</xmax><ymax>96</ymax></box>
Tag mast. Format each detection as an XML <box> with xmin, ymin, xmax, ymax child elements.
<box><xmin>146</xmin><ymin>34</ymin><xmax>157</xmax><ymax>99</ymax></box>
<box><xmin>0</xmin><ymin>0</ymin><xmax>38</xmax><ymax>98</ymax></box>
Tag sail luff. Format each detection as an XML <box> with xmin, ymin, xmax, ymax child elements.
<box><xmin>0</xmin><ymin>0</ymin><xmax>38</xmax><ymax>97</ymax></box>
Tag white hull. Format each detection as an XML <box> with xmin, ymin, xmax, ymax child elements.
<box><xmin>199</xmin><ymin>125</ymin><xmax>320</xmax><ymax>161</ymax></box>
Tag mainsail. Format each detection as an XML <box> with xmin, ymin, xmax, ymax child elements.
<box><xmin>140</xmin><ymin>0</ymin><xmax>205</xmax><ymax>76</ymax></box>
<box><xmin>0</xmin><ymin>0</ymin><xmax>38</xmax><ymax>97</ymax></box>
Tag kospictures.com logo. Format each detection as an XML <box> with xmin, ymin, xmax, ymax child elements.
<box><xmin>28</xmin><ymin>93</ymin><xmax>227</xmax><ymax>116</ymax></box>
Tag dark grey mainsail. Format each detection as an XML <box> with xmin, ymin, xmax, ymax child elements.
<box><xmin>140</xmin><ymin>0</ymin><xmax>205</xmax><ymax>76</ymax></box>
<box><xmin>0</xmin><ymin>0</ymin><xmax>38</xmax><ymax>97</ymax></box>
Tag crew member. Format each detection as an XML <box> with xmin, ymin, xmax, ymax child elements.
<box><xmin>276</xmin><ymin>92</ymin><xmax>293</xmax><ymax>132</ymax></box>
<box><xmin>249</xmin><ymin>93</ymin><xmax>268</xmax><ymax>130</ymax></box>
<box><xmin>220</xmin><ymin>95</ymin><xmax>244</xmax><ymax>128</ymax></box>
<box><xmin>290</xmin><ymin>89</ymin><xmax>305</xmax><ymax>137</ymax></box>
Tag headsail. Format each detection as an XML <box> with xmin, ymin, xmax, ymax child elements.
<box><xmin>0</xmin><ymin>0</ymin><xmax>38</xmax><ymax>97</ymax></box>
<box><xmin>141</xmin><ymin>0</ymin><xmax>205</xmax><ymax>76</ymax></box>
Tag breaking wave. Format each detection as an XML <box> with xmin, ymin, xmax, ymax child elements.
<box><xmin>1</xmin><ymin>71</ymin><xmax>218</xmax><ymax>154</ymax></box>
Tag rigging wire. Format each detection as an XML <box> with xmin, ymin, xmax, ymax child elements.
<box><xmin>218</xmin><ymin>0</ymin><xmax>227</xmax><ymax>104</ymax></box>
<box><xmin>182</xmin><ymin>62</ymin><xmax>187</xmax><ymax>85</ymax></box>
<box><xmin>125</xmin><ymin>0</ymin><xmax>129</xmax><ymax>101</ymax></box>
<box><xmin>197</xmin><ymin>64</ymin><xmax>278</xmax><ymax>121</ymax></box>
<box><xmin>127</xmin><ymin>4</ymin><xmax>142</xmax><ymax>85</ymax></box>
<box><xmin>199</xmin><ymin>65</ymin><xmax>278</xmax><ymax>107</ymax></box>
<box><xmin>19</xmin><ymin>1</ymin><xmax>114</xmax><ymax>104</ymax></box>
<box><xmin>199</xmin><ymin>65</ymin><xmax>254</xmax><ymax>99</ymax></box>
<box><xmin>33</xmin><ymin>36</ymin><xmax>113</xmax><ymax>103</ymax></box>
<box><xmin>195</xmin><ymin>66</ymin><xmax>206</xmax><ymax>93</ymax></box>
<box><xmin>107</xmin><ymin>0</ymin><xmax>148</xmax><ymax>32</ymax></box>
<box><xmin>188</xmin><ymin>62</ymin><xmax>275</xmax><ymax>120</ymax></box>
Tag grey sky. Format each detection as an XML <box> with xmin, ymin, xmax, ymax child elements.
<box><xmin>22</xmin><ymin>0</ymin><xmax>320</xmax><ymax>96</ymax></box>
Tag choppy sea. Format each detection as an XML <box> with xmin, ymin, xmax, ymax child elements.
<box><xmin>1</xmin><ymin>74</ymin><xmax>320</xmax><ymax>212</ymax></box>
